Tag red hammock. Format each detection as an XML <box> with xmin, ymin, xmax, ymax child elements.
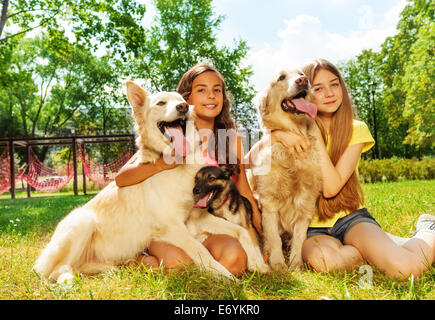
<box><xmin>25</xmin><ymin>148</ymin><xmax>74</xmax><ymax>193</ymax></box>
<box><xmin>77</xmin><ymin>142</ymin><xmax>132</xmax><ymax>188</ymax></box>
<box><xmin>0</xmin><ymin>147</ymin><xmax>27</xmax><ymax>194</ymax></box>
<box><xmin>1</xmin><ymin>142</ymin><xmax>132</xmax><ymax>195</ymax></box>
<box><xmin>0</xmin><ymin>147</ymin><xmax>11</xmax><ymax>194</ymax></box>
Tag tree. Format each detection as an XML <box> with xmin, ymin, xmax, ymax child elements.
<box><xmin>340</xmin><ymin>0</ymin><xmax>434</xmax><ymax>158</ymax></box>
<box><xmin>123</xmin><ymin>0</ymin><xmax>258</xmax><ymax>130</ymax></box>
<box><xmin>0</xmin><ymin>34</ymin><xmax>131</xmax><ymax>139</ymax></box>
<box><xmin>340</xmin><ymin>50</ymin><xmax>413</xmax><ymax>158</ymax></box>
<box><xmin>379</xmin><ymin>0</ymin><xmax>434</xmax><ymax>151</ymax></box>
<box><xmin>2</xmin><ymin>0</ymin><xmax>259</xmax><ymax>139</ymax></box>
<box><xmin>340</xmin><ymin>50</ymin><xmax>379</xmax><ymax>158</ymax></box>
<box><xmin>401</xmin><ymin>12</ymin><xmax>434</xmax><ymax>147</ymax></box>
<box><xmin>1</xmin><ymin>0</ymin><xmax>147</xmax><ymax>59</ymax></box>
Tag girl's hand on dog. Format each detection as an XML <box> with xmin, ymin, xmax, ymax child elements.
<box><xmin>271</xmin><ymin>130</ymin><xmax>311</xmax><ymax>160</ymax></box>
<box><xmin>252</xmin><ymin>206</ymin><xmax>263</xmax><ymax>236</ymax></box>
<box><xmin>156</xmin><ymin>156</ymin><xmax>180</xmax><ymax>170</ymax></box>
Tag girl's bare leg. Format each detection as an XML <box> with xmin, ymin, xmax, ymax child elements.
<box><xmin>202</xmin><ymin>234</ymin><xmax>247</xmax><ymax>276</ymax></box>
<box><xmin>303</xmin><ymin>218</ymin><xmax>435</xmax><ymax>280</ymax></box>
<box><xmin>137</xmin><ymin>235</ymin><xmax>247</xmax><ymax>276</ymax></box>
<box><xmin>344</xmin><ymin>222</ymin><xmax>435</xmax><ymax>280</ymax></box>
<box><xmin>302</xmin><ymin>235</ymin><xmax>364</xmax><ymax>272</ymax></box>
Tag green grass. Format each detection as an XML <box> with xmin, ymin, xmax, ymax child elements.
<box><xmin>0</xmin><ymin>180</ymin><xmax>434</xmax><ymax>300</ymax></box>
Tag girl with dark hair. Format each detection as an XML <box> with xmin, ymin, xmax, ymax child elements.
<box><xmin>115</xmin><ymin>63</ymin><xmax>262</xmax><ymax>276</ymax></box>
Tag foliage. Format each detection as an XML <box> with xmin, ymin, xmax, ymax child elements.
<box><xmin>340</xmin><ymin>50</ymin><xmax>382</xmax><ymax>158</ymax></box>
<box><xmin>1</xmin><ymin>0</ymin><xmax>258</xmax><ymax>141</ymax></box>
<box><xmin>123</xmin><ymin>0</ymin><xmax>258</xmax><ymax>130</ymax></box>
<box><xmin>379</xmin><ymin>0</ymin><xmax>434</xmax><ymax>149</ymax></box>
<box><xmin>359</xmin><ymin>157</ymin><xmax>435</xmax><ymax>183</ymax></box>
<box><xmin>1</xmin><ymin>0</ymin><xmax>147</xmax><ymax>58</ymax></box>
<box><xmin>0</xmin><ymin>35</ymin><xmax>131</xmax><ymax>139</ymax></box>
<box><xmin>401</xmin><ymin>19</ymin><xmax>434</xmax><ymax>147</ymax></box>
<box><xmin>340</xmin><ymin>0</ymin><xmax>434</xmax><ymax>157</ymax></box>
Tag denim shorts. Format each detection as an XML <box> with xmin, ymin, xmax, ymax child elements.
<box><xmin>306</xmin><ymin>208</ymin><xmax>381</xmax><ymax>244</ymax></box>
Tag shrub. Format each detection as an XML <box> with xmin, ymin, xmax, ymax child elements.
<box><xmin>359</xmin><ymin>157</ymin><xmax>435</xmax><ymax>183</ymax></box>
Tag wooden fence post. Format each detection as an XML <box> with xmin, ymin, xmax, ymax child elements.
<box><xmin>26</xmin><ymin>143</ymin><xmax>31</xmax><ymax>198</ymax></box>
<box><xmin>81</xmin><ymin>141</ymin><xmax>87</xmax><ymax>195</ymax></box>
<box><xmin>72</xmin><ymin>137</ymin><xmax>78</xmax><ymax>196</ymax></box>
<box><xmin>9</xmin><ymin>139</ymin><xmax>15</xmax><ymax>199</ymax></box>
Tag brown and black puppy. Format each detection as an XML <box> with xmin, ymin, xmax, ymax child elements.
<box><xmin>186</xmin><ymin>166</ymin><xmax>270</xmax><ymax>274</ymax></box>
<box><xmin>193</xmin><ymin>167</ymin><xmax>250</xmax><ymax>225</ymax></box>
<box><xmin>192</xmin><ymin>166</ymin><xmax>261</xmax><ymax>247</ymax></box>
<box><xmin>193</xmin><ymin>166</ymin><xmax>252</xmax><ymax>229</ymax></box>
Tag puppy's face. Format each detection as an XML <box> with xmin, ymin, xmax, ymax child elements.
<box><xmin>257</xmin><ymin>69</ymin><xmax>317</xmax><ymax>130</ymax></box>
<box><xmin>193</xmin><ymin>166</ymin><xmax>233</xmax><ymax>209</ymax></box>
<box><xmin>126</xmin><ymin>81</ymin><xmax>195</xmax><ymax>160</ymax></box>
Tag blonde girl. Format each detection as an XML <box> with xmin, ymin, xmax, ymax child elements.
<box><xmin>248</xmin><ymin>58</ymin><xmax>435</xmax><ymax>280</ymax></box>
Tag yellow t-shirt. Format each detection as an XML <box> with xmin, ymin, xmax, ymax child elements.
<box><xmin>309</xmin><ymin>120</ymin><xmax>375</xmax><ymax>228</ymax></box>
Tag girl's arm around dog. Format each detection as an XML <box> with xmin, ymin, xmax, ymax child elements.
<box><xmin>244</xmin><ymin>131</ymin><xmax>311</xmax><ymax>168</ymax></box>
<box><xmin>234</xmin><ymin>135</ymin><xmax>263</xmax><ymax>235</ymax></box>
<box><xmin>311</xmin><ymin>124</ymin><xmax>363</xmax><ymax>198</ymax></box>
<box><xmin>115</xmin><ymin>154</ymin><xmax>179</xmax><ymax>187</ymax></box>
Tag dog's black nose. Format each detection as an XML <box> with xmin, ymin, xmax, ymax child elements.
<box><xmin>295</xmin><ymin>76</ymin><xmax>308</xmax><ymax>87</ymax></box>
<box><xmin>193</xmin><ymin>186</ymin><xmax>201</xmax><ymax>194</ymax></box>
<box><xmin>176</xmin><ymin>103</ymin><xmax>189</xmax><ymax>114</ymax></box>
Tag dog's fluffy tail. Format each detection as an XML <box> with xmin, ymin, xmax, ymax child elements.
<box><xmin>33</xmin><ymin>208</ymin><xmax>96</xmax><ymax>281</ymax></box>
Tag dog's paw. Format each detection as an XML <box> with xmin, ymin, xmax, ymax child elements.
<box><xmin>257</xmin><ymin>263</ymin><xmax>271</xmax><ymax>274</ymax></box>
<box><xmin>269</xmin><ymin>252</ymin><xmax>287</xmax><ymax>271</ymax></box>
<box><xmin>248</xmin><ymin>261</ymin><xmax>271</xmax><ymax>274</ymax></box>
<box><xmin>288</xmin><ymin>258</ymin><xmax>304</xmax><ymax>272</ymax></box>
<box><xmin>270</xmin><ymin>261</ymin><xmax>287</xmax><ymax>272</ymax></box>
<box><xmin>57</xmin><ymin>272</ymin><xmax>75</xmax><ymax>289</ymax></box>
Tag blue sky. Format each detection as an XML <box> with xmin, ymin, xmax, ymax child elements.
<box><xmin>210</xmin><ymin>0</ymin><xmax>408</xmax><ymax>90</ymax></box>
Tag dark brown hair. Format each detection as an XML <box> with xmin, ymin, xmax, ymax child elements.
<box><xmin>302</xmin><ymin>58</ymin><xmax>364</xmax><ymax>221</ymax></box>
<box><xmin>177</xmin><ymin>63</ymin><xmax>240</xmax><ymax>173</ymax></box>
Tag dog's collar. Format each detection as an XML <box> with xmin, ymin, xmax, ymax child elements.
<box><xmin>223</xmin><ymin>195</ymin><xmax>230</xmax><ymax>206</ymax></box>
<box><xmin>215</xmin><ymin>194</ymin><xmax>230</xmax><ymax>209</ymax></box>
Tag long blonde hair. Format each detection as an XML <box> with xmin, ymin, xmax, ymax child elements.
<box><xmin>302</xmin><ymin>59</ymin><xmax>364</xmax><ymax>221</ymax></box>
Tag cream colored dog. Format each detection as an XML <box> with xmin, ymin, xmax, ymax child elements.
<box><xmin>34</xmin><ymin>81</ymin><xmax>237</xmax><ymax>283</ymax></box>
<box><xmin>250</xmin><ymin>69</ymin><xmax>322</xmax><ymax>271</ymax></box>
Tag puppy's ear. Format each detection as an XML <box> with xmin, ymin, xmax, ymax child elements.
<box><xmin>126</xmin><ymin>81</ymin><xmax>149</xmax><ymax>111</ymax></box>
<box><xmin>222</xmin><ymin>167</ymin><xmax>233</xmax><ymax>180</ymax></box>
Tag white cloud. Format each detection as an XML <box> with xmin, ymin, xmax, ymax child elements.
<box><xmin>384</xmin><ymin>0</ymin><xmax>408</xmax><ymax>30</ymax></box>
<box><xmin>359</xmin><ymin>5</ymin><xmax>374</xmax><ymax>30</ymax></box>
<box><xmin>246</xmin><ymin>1</ymin><xmax>407</xmax><ymax>91</ymax></box>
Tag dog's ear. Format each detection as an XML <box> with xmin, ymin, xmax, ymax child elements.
<box><xmin>222</xmin><ymin>167</ymin><xmax>233</xmax><ymax>180</ymax></box>
<box><xmin>256</xmin><ymin>90</ymin><xmax>270</xmax><ymax>117</ymax></box>
<box><xmin>126</xmin><ymin>81</ymin><xmax>149</xmax><ymax>111</ymax></box>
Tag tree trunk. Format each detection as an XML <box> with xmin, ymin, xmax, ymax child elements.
<box><xmin>0</xmin><ymin>0</ymin><xmax>9</xmax><ymax>39</ymax></box>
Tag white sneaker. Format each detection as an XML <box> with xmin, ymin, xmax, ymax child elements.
<box><xmin>415</xmin><ymin>214</ymin><xmax>435</xmax><ymax>235</ymax></box>
<box><xmin>386</xmin><ymin>232</ymin><xmax>410</xmax><ymax>246</ymax></box>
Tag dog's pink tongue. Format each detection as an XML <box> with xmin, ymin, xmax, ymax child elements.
<box><xmin>291</xmin><ymin>98</ymin><xmax>318</xmax><ymax>118</ymax></box>
<box><xmin>194</xmin><ymin>193</ymin><xmax>211</xmax><ymax>208</ymax></box>
<box><xmin>164</xmin><ymin>126</ymin><xmax>190</xmax><ymax>157</ymax></box>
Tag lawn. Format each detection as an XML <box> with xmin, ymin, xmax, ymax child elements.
<box><xmin>0</xmin><ymin>180</ymin><xmax>434</xmax><ymax>300</ymax></box>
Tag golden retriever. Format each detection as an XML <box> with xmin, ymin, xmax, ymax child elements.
<box><xmin>249</xmin><ymin>69</ymin><xmax>322</xmax><ymax>271</ymax></box>
<box><xmin>33</xmin><ymin>81</ymin><xmax>237</xmax><ymax>283</ymax></box>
